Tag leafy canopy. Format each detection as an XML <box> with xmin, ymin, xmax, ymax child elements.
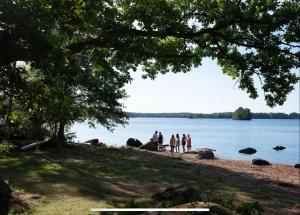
<box><xmin>1</xmin><ymin>0</ymin><xmax>299</xmax><ymax>109</ymax></box>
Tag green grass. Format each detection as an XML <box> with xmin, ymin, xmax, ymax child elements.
<box><xmin>0</xmin><ymin>145</ymin><xmax>299</xmax><ymax>214</ymax></box>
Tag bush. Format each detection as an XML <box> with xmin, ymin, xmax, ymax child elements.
<box><xmin>0</xmin><ymin>140</ymin><xmax>15</xmax><ymax>155</ymax></box>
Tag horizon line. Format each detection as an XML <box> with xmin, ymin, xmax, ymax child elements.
<box><xmin>126</xmin><ymin>111</ymin><xmax>300</xmax><ymax>114</ymax></box>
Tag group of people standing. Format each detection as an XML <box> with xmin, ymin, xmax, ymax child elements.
<box><xmin>152</xmin><ymin>131</ymin><xmax>192</xmax><ymax>155</ymax></box>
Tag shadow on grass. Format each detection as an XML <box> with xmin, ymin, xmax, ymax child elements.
<box><xmin>0</xmin><ymin>145</ymin><xmax>299</xmax><ymax>214</ymax></box>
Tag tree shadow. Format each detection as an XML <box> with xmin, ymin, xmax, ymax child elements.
<box><xmin>0</xmin><ymin>145</ymin><xmax>299</xmax><ymax>214</ymax></box>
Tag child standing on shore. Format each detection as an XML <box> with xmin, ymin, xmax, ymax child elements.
<box><xmin>182</xmin><ymin>134</ymin><xmax>186</xmax><ymax>153</ymax></box>
<box><xmin>158</xmin><ymin>132</ymin><xmax>164</xmax><ymax>151</ymax></box>
<box><xmin>186</xmin><ymin>134</ymin><xmax>192</xmax><ymax>152</ymax></box>
<box><xmin>175</xmin><ymin>134</ymin><xmax>180</xmax><ymax>153</ymax></box>
<box><xmin>170</xmin><ymin>135</ymin><xmax>176</xmax><ymax>155</ymax></box>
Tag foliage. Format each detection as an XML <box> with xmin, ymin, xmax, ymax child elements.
<box><xmin>0</xmin><ymin>140</ymin><xmax>14</xmax><ymax>155</ymax></box>
<box><xmin>1</xmin><ymin>0</ymin><xmax>299</xmax><ymax>108</ymax></box>
<box><xmin>0</xmin><ymin>0</ymin><xmax>299</xmax><ymax>142</ymax></box>
<box><xmin>0</xmin><ymin>94</ymin><xmax>50</xmax><ymax>141</ymax></box>
<box><xmin>19</xmin><ymin>53</ymin><xmax>130</xmax><ymax>143</ymax></box>
<box><xmin>232</xmin><ymin>107</ymin><xmax>252</xmax><ymax>120</ymax></box>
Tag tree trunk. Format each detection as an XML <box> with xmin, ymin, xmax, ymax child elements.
<box><xmin>5</xmin><ymin>95</ymin><xmax>13</xmax><ymax>139</ymax></box>
<box><xmin>58</xmin><ymin>121</ymin><xmax>65</xmax><ymax>146</ymax></box>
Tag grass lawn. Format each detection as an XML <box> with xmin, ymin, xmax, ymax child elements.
<box><xmin>0</xmin><ymin>144</ymin><xmax>299</xmax><ymax>214</ymax></box>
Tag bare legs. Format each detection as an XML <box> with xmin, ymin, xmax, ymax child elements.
<box><xmin>176</xmin><ymin>145</ymin><xmax>180</xmax><ymax>153</ymax></box>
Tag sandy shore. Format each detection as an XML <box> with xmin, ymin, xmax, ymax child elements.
<box><xmin>147</xmin><ymin>150</ymin><xmax>300</xmax><ymax>185</ymax></box>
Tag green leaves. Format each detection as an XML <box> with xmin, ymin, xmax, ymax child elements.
<box><xmin>0</xmin><ymin>0</ymin><xmax>299</xmax><ymax>118</ymax></box>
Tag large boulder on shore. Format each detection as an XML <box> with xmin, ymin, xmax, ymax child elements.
<box><xmin>252</xmin><ymin>158</ymin><xmax>271</xmax><ymax>166</ymax></box>
<box><xmin>273</xmin><ymin>146</ymin><xmax>286</xmax><ymax>150</ymax></box>
<box><xmin>0</xmin><ymin>178</ymin><xmax>12</xmax><ymax>215</ymax></box>
<box><xmin>189</xmin><ymin>148</ymin><xmax>216</xmax><ymax>154</ymax></box>
<box><xmin>139</xmin><ymin>140</ymin><xmax>158</xmax><ymax>151</ymax></box>
<box><xmin>294</xmin><ymin>164</ymin><xmax>300</xmax><ymax>169</ymax></box>
<box><xmin>239</xmin><ymin>147</ymin><xmax>257</xmax><ymax>155</ymax></box>
<box><xmin>152</xmin><ymin>184</ymin><xmax>201</xmax><ymax>205</ymax></box>
<box><xmin>126</xmin><ymin>138</ymin><xmax>143</xmax><ymax>148</ymax></box>
<box><xmin>196</xmin><ymin>148</ymin><xmax>215</xmax><ymax>159</ymax></box>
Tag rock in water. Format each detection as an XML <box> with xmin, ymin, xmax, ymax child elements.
<box><xmin>0</xmin><ymin>178</ymin><xmax>12</xmax><ymax>215</ymax></box>
<box><xmin>273</xmin><ymin>146</ymin><xmax>286</xmax><ymax>150</ymax></box>
<box><xmin>152</xmin><ymin>184</ymin><xmax>200</xmax><ymax>204</ymax></box>
<box><xmin>126</xmin><ymin>138</ymin><xmax>143</xmax><ymax>148</ymax></box>
<box><xmin>252</xmin><ymin>159</ymin><xmax>271</xmax><ymax>166</ymax></box>
<box><xmin>196</xmin><ymin>148</ymin><xmax>214</xmax><ymax>159</ymax></box>
<box><xmin>139</xmin><ymin>140</ymin><xmax>158</xmax><ymax>151</ymax></box>
<box><xmin>239</xmin><ymin>148</ymin><xmax>257</xmax><ymax>155</ymax></box>
<box><xmin>294</xmin><ymin>164</ymin><xmax>300</xmax><ymax>169</ymax></box>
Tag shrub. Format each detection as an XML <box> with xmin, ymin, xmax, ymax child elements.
<box><xmin>0</xmin><ymin>140</ymin><xmax>15</xmax><ymax>155</ymax></box>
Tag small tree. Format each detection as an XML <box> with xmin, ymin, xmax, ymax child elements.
<box><xmin>232</xmin><ymin>107</ymin><xmax>251</xmax><ymax>120</ymax></box>
<box><xmin>19</xmin><ymin>53</ymin><xmax>130</xmax><ymax>144</ymax></box>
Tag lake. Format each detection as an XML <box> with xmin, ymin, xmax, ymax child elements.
<box><xmin>71</xmin><ymin>118</ymin><xmax>300</xmax><ymax>165</ymax></box>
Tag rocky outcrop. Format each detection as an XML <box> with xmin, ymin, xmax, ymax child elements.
<box><xmin>196</xmin><ymin>148</ymin><xmax>215</xmax><ymax>159</ymax></box>
<box><xmin>252</xmin><ymin>158</ymin><xmax>271</xmax><ymax>166</ymax></box>
<box><xmin>126</xmin><ymin>138</ymin><xmax>143</xmax><ymax>148</ymax></box>
<box><xmin>0</xmin><ymin>178</ymin><xmax>12</xmax><ymax>215</ymax></box>
<box><xmin>294</xmin><ymin>164</ymin><xmax>300</xmax><ymax>169</ymax></box>
<box><xmin>152</xmin><ymin>184</ymin><xmax>200</xmax><ymax>205</ymax></box>
<box><xmin>273</xmin><ymin>146</ymin><xmax>286</xmax><ymax>150</ymax></box>
<box><xmin>139</xmin><ymin>140</ymin><xmax>158</xmax><ymax>151</ymax></box>
<box><xmin>239</xmin><ymin>148</ymin><xmax>257</xmax><ymax>155</ymax></box>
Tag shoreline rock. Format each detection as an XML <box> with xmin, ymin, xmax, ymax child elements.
<box><xmin>196</xmin><ymin>148</ymin><xmax>215</xmax><ymax>159</ymax></box>
<box><xmin>188</xmin><ymin>148</ymin><xmax>216</xmax><ymax>154</ymax></box>
<box><xmin>252</xmin><ymin>158</ymin><xmax>271</xmax><ymax>166</ymax></box>
<box><xmin>294</xmin><ymin>164</ymin><xmax>300</xmax><ymax>169</ymax></box>
<box><xmin>139</xmin><ymin>140</ymin><xmax>158</xmax><ymax>151</ymax></box>
<box><xmin>239</xmin><ymin>148</ymin><xmax>257</xmax><ymax>155</ymax></box>
<box><xmin>126</xmin><ymin>138</ymin><xmax>143</xmax><ymax>148</ymax></box>
<box><xmin>83</xmin><ymin>139</ymin><xmax>106</xmax><ymax>147</ymax></box>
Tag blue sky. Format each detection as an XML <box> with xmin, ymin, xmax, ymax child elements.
<box><xmin>122</xmin><ymin>58</ymin><xmax>299</xmax><ymax>113</ymax></box>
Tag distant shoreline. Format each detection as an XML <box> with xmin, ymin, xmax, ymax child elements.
<box><xmin>127</xmin><ymin>112</ymin><xmax>300</xmax><ymax>119</ymax></box>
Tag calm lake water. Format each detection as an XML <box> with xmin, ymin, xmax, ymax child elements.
<box><xmin>71</xmin><ymin>118</ymin><xmax>300</xmax><ymax>165</ymax></box>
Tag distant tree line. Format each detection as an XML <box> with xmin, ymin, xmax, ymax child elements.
<box><xmin>127</xmin><ymin>112</ymin><xmax>300</xmax><ymax>119</ymax></box>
